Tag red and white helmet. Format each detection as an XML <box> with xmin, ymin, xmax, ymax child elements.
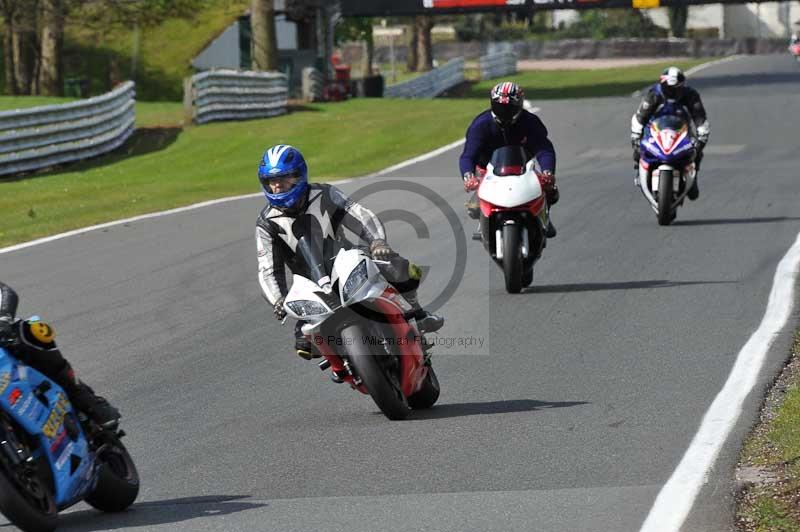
<box><xmin>490</xmin><ymin>81</ymin><xmax>524</xmax><ymax>128</ymax></box>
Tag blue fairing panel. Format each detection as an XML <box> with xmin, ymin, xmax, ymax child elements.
<box><xmin>0</xmin><ymin>348</ymin><xmax>95</xmax><ymax>508</ymax></box>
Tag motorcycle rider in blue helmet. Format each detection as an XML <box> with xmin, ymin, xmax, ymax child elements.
<box><xmin>254</xmin><ymin>145</ymin><xmax>444</xmax><ymax>362</ymax></box>
<box><xmin>0</xmin><ymin>282</ymin><xmax>120</xmax><ymax>428</ymax></box>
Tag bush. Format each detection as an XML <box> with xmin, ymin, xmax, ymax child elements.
<box><xmin>454</xmin><ymin>9</ymin><xmax>667</xmax><ymax>43</ymax></box>
<box><xmin>556</xmin><ymin>9</ymin><xmax>668</xmax><ymax>39</ymax></box>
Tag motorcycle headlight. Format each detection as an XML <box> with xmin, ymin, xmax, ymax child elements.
<box><xmin>343</xmin><ymin>260</ymin><xmax>368</xmax><ymax>301</ymax></box>
<box><xmin>285</xmin><ymin>300</ymin><xmax>329</xmax><ymax>317</ymax></box>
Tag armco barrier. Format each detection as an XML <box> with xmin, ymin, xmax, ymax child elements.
<box><xmin>189</xmin><ymin>70</ymin><xmax>288</xmax><ymax>125</ymax></box>
<box><xmin>384</xmin><ymin>58</ymin><xmax>465</xmax><ymax>98</ymax></box>
<box><xmin>480</xmin><ymin>50</ymin><xmax>518</xmax><ymax>80</ymax></box>
<box><xmin>0</xmin><ymin>81</ymin><xmax>135</xmax><ymax>176</ymax></box>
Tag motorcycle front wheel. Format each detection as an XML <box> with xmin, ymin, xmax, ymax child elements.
<box><xmin>85</xmin><ymin>440</ymin><xmax>139</xmax><ymax>512</ymax></box>
<box><xmin>341</xmin><ymin>323</ymin><xmax>410</xmax><ymax>420</ymax></box>
<box><xmin>502</xmin><ymin>224</ymin><xmax>523</xmax><ymax>293</ymax></box>
<box><xmin>657</xmin><ymin>169</ymin><xmax>675</xmax><ymax>226</ymax></box>
<box><xmin>0</xmin><ymin>415</ymin><xmax>57</xmax><ymax>532</ymax></box>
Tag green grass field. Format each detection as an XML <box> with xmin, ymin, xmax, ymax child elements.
<box><xmin>463</xmin><ymin>58</ymin><xmax>714</xmax><ymax>99</ymax></box>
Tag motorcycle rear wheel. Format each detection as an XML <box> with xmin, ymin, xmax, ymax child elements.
<box><xmin>503</xmin><ymin>224</ymin><xmax>523</xmax><ymax>293</ymax></box>
<box><xmin>85</xmin><ymin>440</ymin><xmax>139</xmax><ymax>512</ymax></box>
<box><xmin>341</xmin><ymin>323</ymin><xmax>410</xmax><ymax>420</ymax></box>
<box><xmin>0</xmin><ymin>416</ymin><xmax>57</xmax><ymax>532</ymax></box>
<box><xmin>657</xmin><ymin>169</ymin><xmax>675</xmax><ymax>226</ymax></box>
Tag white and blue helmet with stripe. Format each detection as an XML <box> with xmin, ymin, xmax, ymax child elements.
<box><xmin>258</xmin><ymin>144</ymin><xmax>309</xmax><ymax>208</ymax></box>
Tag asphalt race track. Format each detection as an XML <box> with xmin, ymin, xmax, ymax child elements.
<box><xmin>2</xmin><ymin>54</ymin><xmax>799</xmax><ymax>532</ymax></box>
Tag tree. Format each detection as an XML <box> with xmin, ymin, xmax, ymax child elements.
<box><xmin>335</xmin><ymin>17</ymin><xmax>373</xmax><ymax>76</ymax></box>
<box><xmin>286</xmin><ymin>0</ymin><xmax>318</xmax><ymax>50</ymax></box>
<box><xmin>416</xmin><ymin>15</ymin><xmax>434</xmax><ymax>72</ymax></box>
<box><xmin>6</xmin><ymin>0</ymin><xmax>38</xmax><ymax>94</ymax></box>
<box><xmin>1</xmin><ymin>0</ymin><xmax>21</xmax><ymax>94</ymax></box>
<box><xmin>406</xmin><ymin>17</ymin><xmax>418</xmax><ymax>72</ymax></box>
<box><xmin>0</xmin><ymin>0</ymin><xmax>206</xmax><ymax>96</ymax></box>
<box><xmin>669</xmin><ymin>5</ymin><xmax>688</xmax><ymax>38</ymax></box>
<box><xmin>251</xmin><ymin>0</ymin><xmax>279</xmax><ymax>71</ymax></box>
<box><xmin>39</xmin><ymin>0</ymin><xmax>66</xmax><ymax>96</ymax></box>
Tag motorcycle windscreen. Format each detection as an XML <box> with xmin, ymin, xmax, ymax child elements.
<box><xmin>650</xmin><ymin>115</ymin><xmax>688</xmax><ymax>132</ymax></box>
<box><xmin>489</xmin><ymin>145</ymin><xmax>528</xmax><ymax>176</ymax></box>
<box><xmin>292</xmin><ymin>214</ymin><xmax>340</xmax><ymax>285</ymax></box>
<box><xmin>293</xmin><ymin>214</ymin><xmax>328</xmax><ymax>285</ymax></box>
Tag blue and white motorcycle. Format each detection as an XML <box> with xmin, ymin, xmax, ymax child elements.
<box><xmin>636</xmin><ymin>112</ymin><xmax>698</xmax><ymax>226</ymax></box>
<box><xmin>0</xmin><ymin>326</ymin><xmax>138</xmax><ymax>532</ymax></box>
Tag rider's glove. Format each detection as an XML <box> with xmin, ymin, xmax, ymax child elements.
<box><xmin>273</xmin><ymin>297</ymin><xmax>287</xmax><ymax>321</ymax></box>
<box><xmin>463</xmin><ymin>172</ymin><xmax>480</xmax><ymax>192</ymax></box>
<box><xmin>370</xmin><ymin>239</ymin><xmax>395</xmax><ymax>259</ymax></box>
<box><xmin>538</xmin><ymin>170</ymin><xmax>556</xmax><ymax>192</ymax></box>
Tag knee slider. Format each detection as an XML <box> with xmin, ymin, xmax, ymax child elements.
<box><xmin>408</xmin><ymin>262</ymin><xmax>423</xmax><ymax>281</ymax></box>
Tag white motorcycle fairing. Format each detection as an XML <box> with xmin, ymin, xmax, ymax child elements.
<box><xmin>478</xmin><ymin>160</ymin><xmax>543</xmax><ymax>208</ymax></box>
<box><xmin>283</xmin><ymin>248</ymin><xmax>415</xmax><ymax>337</ymax></box>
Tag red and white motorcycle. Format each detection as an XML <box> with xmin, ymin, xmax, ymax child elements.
<box><xmin>476</xmin><ymin>146</ymin><xmax>551</xmax><ymax>293</ymax></box>
<box><xmin>282</xmin><ymin>223</ymin><xmax>439</xmax><ymax>420</ymax></box>
<box><xmin>790</xmin><ymin>41</ymin><xmax>800</xmax><ymax>62</ymax></box>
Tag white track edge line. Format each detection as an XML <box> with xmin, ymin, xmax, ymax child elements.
<box><xmin>640</xmin><ymin>230</ymin><xmax>800</xmax><ymax>532</ymax></box>
<box><xmin>0</xmin><ymin>139</ymin><xmax>469</xmax><ymax>255</ymax></box>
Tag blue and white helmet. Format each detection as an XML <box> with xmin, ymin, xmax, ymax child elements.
<box><xmin>258</xmin><ymin>144</ymin><xmax>309</xmax><ymax>208</ymax></box>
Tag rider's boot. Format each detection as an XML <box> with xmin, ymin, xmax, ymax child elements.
<box><xmin>294</xmin><ymin>320</ymin><xmax>320</xmax><ymax>360</ymax></box>
<box><xmin>688</xmin><ymin>153</ymin><xmax>702</xmax><ymax>200</ymax></box>
<box><xmin>545</xmin><ymin>187</ymin><xmax>558</xmax><ymax>239</ymax></box>
<box><xmin>405</xmin><ymin>290</ymin><xmax>444</xmax><ymax>333</ymax></box>
<box><xmin>687</xmin><ymin>165</ymin><xmax>700</xmax><ymax>200</ymax></box>
<box><xmin>465</xmin><ymin>192</ymin><xmax>480</xmax><ymax>220</ymax></box>
<box><xmin>55</xmin><ymin>364</ymin><xmax>120</xmax><ymax>429</ymax></box>
<box><xmin>546</xmin><ymin>219</ymin><xmax>557</xmax><ymax>239</ymax></box>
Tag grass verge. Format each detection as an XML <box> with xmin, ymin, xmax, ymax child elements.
<box><xmin>454</xmin><ymin>58</ymin><xmax>714</xmax><ymax>99</ymax></box>
<box><xmin>736</xmin><ymin>330</ymin><xmax>800</xmax><ymax>531</ymax></box>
